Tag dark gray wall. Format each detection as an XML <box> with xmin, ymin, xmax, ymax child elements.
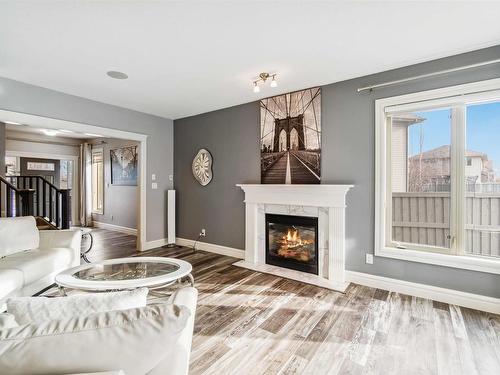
<box><xmin>0</xmin><ymin>122</ymin><xmax>5</xmax><ymax>175</ymax></box>
<box><xmin>0</xmin><ymin>77</ymin><xmax>173</xmax><ymax>242</ymax></box>
<box><xmin>174</xmin><ymin>45</ymin><xmax>500</xmax><ymax>298</ymax></box>
<box><xmin>175</xmin><ymin>103</ymin><xmax>260</xmax><ymax>249</ymax></box>
<box><xmin>92</xmin><ymin>139</ymin><xmax>139</xmax><ymax>229</ymax></box>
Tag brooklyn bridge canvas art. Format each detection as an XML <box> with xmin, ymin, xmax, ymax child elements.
<box><xmin>260</xmin><ymin>87</ymin><xmax>321</xmax><ymax>184</ymax></box>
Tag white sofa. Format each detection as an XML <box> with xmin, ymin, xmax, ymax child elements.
<box><xmin>0</xmin><ymin>216</ymin><xmax>81</xmax><ymax>308</ymax></box>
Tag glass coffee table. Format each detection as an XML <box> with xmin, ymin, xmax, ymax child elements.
<box><xmin>55</xmin><ymin>257</ymin><xmax>194</xmax><ymax>293</ymax></box>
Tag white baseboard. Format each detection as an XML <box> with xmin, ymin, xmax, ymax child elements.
<box><xmin>176</xmin><ymin>237</ymin><xmax>245</xmax><ymax>259</ymax></box>
<box><xmin>346</xmin><ymin>270</ymin><xmax>500</xmax><ymax>314</ymax></box>
<box><xmin>140</xmin><ymin>236</ymin><xmax>499</xmax><ymax>314</ymax></box>
<box><xmin>92</xmin><ymin>221</ymin><xmax>137</xmax><ymax>236</ymax></box>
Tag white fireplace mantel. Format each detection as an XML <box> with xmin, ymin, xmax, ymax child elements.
<box><xmin>235</xmin><ymin>184</ymin><xmax>353</xmax><ymax>292</ymax></box>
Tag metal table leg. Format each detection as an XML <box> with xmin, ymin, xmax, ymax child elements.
<box><xmin>187</xmin><ymin>273</ymin><xmax>195</xmax><ymax>286</ymax></box>
<box><xmin>58</xmin><ymin>285</ymin><xmax>67</xmax><ymax>296</ymax></box>
<box><xmin>81</xmin><ymin>232</ymin><xmax>93</xmax><ymax>263</ymax></box>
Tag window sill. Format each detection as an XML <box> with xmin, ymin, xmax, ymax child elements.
<box><xmin>376</xmin><ymin>246</ymin><xmax>500</xmax><ymax>275</ymax></box>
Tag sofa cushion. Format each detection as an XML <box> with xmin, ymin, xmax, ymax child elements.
<box><xmin>0</xmin><ymin>269</ymin><xmax>24</xmax><ymax>301</ymax></box>
<box><xmin>0</xmin><ymin>217</ymin><xmax>39</xmax><ymax>257</ymax></box>
<box><xmin>0</xmin><ymin>247</ymin><xmax>76</xmax><ymax>286</ymax></box>
<box><xmin>0</xmin><ymin>303</ymin><xmax>190</xmax><ymax>375</ymax></box>
<box><xmin>7</xmin><ymin>288</ymin><xmax>149</xmax><ymax>325</ymax></box>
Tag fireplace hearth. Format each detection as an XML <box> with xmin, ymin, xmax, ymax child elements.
<box><xmin>266</xmin><ymin>214</ymin><xmax>318</xmax><ymax>275</ymax></box>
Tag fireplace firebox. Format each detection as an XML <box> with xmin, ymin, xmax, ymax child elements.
<box><xmin>265</xmin><ymin>214</ymin><xmax>318</xmax><ymax>275</ymax></box>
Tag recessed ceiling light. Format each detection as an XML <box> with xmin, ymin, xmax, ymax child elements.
<box><xmin>107</xmin><ymin>71</ymin><xmax>128</xmax><ymax>80</ymax></box>
<box><xmin>58</xmin><ymin>129</ymin><xmax>74</xmax><ymax>133</ymax></box>
<box><xmin>84</xmin><ymin>133</ymin><xmax>103</xmax><ymax>137</ymax></box>
<box><xmin>41</xmin><ymin>129</ymin><xmax>59</xmax><ymax>136</ymax></box>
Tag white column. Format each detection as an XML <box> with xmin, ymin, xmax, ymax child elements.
<box><xmin>328</xmin><ymin>206</ymin><xmax>346</xmax><ymax>288</ymax></box>
<box><xmin>245</xmin><ymin>203</ymin><xmax>259</xmax><ymax>263</ymax></box>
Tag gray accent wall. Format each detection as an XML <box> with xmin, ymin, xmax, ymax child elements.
<box><xmin>175</xmin><ymin>45</ymin><xmax>500</xmax><ymax>298</ymax></box>
<box><xmin>91</xmin><ymin>139</ymin><xmax>139</xmax><ymax>230</ymax></box>
<box><xmin>175</xmin><ymin>103</ymin><xmax>260</xmax><ymax>249</ymax></box>
<box><xmin>0</xmin><ymin>77</ymin><xmax>173</xmax><ymax>242</ymax></box>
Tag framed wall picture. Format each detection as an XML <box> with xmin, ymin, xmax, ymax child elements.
<box><xmin>110</xmin><ymin>145</ymin><xmax>138</xmax><ymax>186</ymax></box>
<box><xmin>260</xmin><ymin>87</ymin><xmax>321</xmax><ymax>184</ymax></box>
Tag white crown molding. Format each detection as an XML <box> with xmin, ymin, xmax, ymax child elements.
<box><xmin>346</xmin><ymin>270</ymin><xmax>500</xmax><ymax>314</ymax></box>
<box><xmin>176</xmin><ymin>237</ymin><xmax>245</xmax><ymax>259</ymax></box>
<box><xmin>92</xmin><ymin>221</ymin><xmax>137</xmax><ymax>236</ymax></box>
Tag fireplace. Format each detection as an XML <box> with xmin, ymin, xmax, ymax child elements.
<box><xmin>265</xmin><ymin>214</ymin><xmax>318</xmax><ymax>275</ymax></box>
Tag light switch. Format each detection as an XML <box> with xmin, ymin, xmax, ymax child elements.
<box><xmin>169</xmin><ymin>174</ymin><xmax>173</xmax><ymax>181</ymax></box>
<box><xmin>152</xmin><ymin>174</ymin><xmax>156</xmax><ymax>181</ymax></box>
<box><xmin>152</xmin><ymin>182</ymin><xmax>158</xmax><ymax>190</ymax></box>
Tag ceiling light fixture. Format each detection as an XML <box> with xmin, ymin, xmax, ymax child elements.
<box><xmin>252</xmin><ymin>72</ymin><xmax>277</xmax><ymax>93</ymax></box>
<box><xmin>41</xmin><ymin>129</ymin><xmax>59</xmax><ymax>136</ymax></box>
<box><xmin>84</xmin><ymin>133</ymin><xmax>103</xmax><ymax>137</ymax></box>
<box><xmin>58</xmin><ymin>129</ymin><xmax>74</xmax><ymax>133</ymax></box>
<box><xmin>107</xmin><ymin>71</ymin><xmax>128</xmax><ymax>80</ymax></box>
<box><xmin>3</xmin><ymin>121</ymin><xmax>22</xmax><ymax>125</ymax></box>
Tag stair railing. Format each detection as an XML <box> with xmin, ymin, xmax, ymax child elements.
<box><xmin>0</xmin><ymin>175</ymin><xmax>35</xmax><ymax>218</ymax></box>
<box><xmin>3</xmin><ymin>175</ymin><xmax>71</xmax><ymax>229</ymax></box>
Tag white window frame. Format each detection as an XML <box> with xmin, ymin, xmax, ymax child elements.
<box><xmin>91</xmin><ymin>147</ymin><xmax>104</xmax><ymax>215</ymax></box>
<box><xmin>375</xmin><ymin>78</ymin><xmax>500</xmax><ymax>274</ymax></box>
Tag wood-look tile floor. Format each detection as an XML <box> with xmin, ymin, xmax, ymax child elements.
<box><xmin>87</xmin><ymin>229</ymin><xmax>500</xmax><ymax>375</ymax></box>
<box><xmin>81</xmin><ymin>228</ymin><xmax>139</xmax><ymax>262</ymax></box>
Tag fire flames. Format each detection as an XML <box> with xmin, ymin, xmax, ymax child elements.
<box><xmin>276</xmin><ymin>228</ymin><xmax>313</xmax><ymax>261</ymax></box>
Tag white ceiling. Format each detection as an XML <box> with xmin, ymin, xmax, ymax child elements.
<box><xmin>0</xmin><ymin>1</ymin><xmax>499</xmax><ymax>120</ymax></box>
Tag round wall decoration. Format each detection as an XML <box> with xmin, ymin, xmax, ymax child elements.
<box><xmin>192</xmin><ymin>148</ymin><xmax>213</xmax><ymax>186</ymax></box>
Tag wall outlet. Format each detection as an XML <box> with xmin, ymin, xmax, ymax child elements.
<box><xmin>151</xmin><ymin>182</ymin><xmax>158</xmax><ymax>190</ymax></box>
<box><xmin>152</xmin><ymin>174</ymin><xmax>156</xmax><ymax>181</ymax></box>
<box><xmin>169</xmin><ymin>174</ymin><xmax>173</xmax><ymax>181</ymax></box>
<box><xmin>200</xmin><ymin>229</ymin><xmax>206</xmax><ymax>236</ymax></box>
<box><xmin>366</xmin><ymin>253</ymin><xmax>374</xmax><ymax>264</ymax></box>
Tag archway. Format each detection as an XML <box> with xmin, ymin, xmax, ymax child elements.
<box><xmin>279</xmin><ymin>129</ymin><xmax>287</xmax><ymax>151</ymax></box>
<box><xmin>290</xmin><ymin>128</ymin><xmax>299</xmax><ymax>150</ymax></box>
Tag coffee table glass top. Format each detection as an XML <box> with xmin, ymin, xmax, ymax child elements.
<box><xmin>75</xmin><ymin>261</ymin><xmax>180</xmax><ymax>281</ymax></box>
<box><xmin>55</xmin><ymin>257</ymin><xmax>193</xmax><ymax>291</ymax></box>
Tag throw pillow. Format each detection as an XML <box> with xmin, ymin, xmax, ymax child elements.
<box><xmin>7</xmin><ymin>287</ymin><xmax>148</xmax><ymax>325</ymax></box>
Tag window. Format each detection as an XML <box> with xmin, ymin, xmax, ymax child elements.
<box><xmin>91</xmin><ymin>149</ymin><xmax>104</xmax><ymax>214</ymax></box>
<box><xmin>375</xmin><ymin>79</ymin><xmax>500</xmax><ymax>274</ymax></box>
<box><xmin>60</xmin><ymin>160</ymin><xmax>73</xmax><ymax>190</ymax></box>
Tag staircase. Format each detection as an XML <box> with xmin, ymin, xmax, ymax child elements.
<box><xmin>0</xmin><ymin>175</ymin><xmax>71</xmax><ymax>230</ymax></box>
